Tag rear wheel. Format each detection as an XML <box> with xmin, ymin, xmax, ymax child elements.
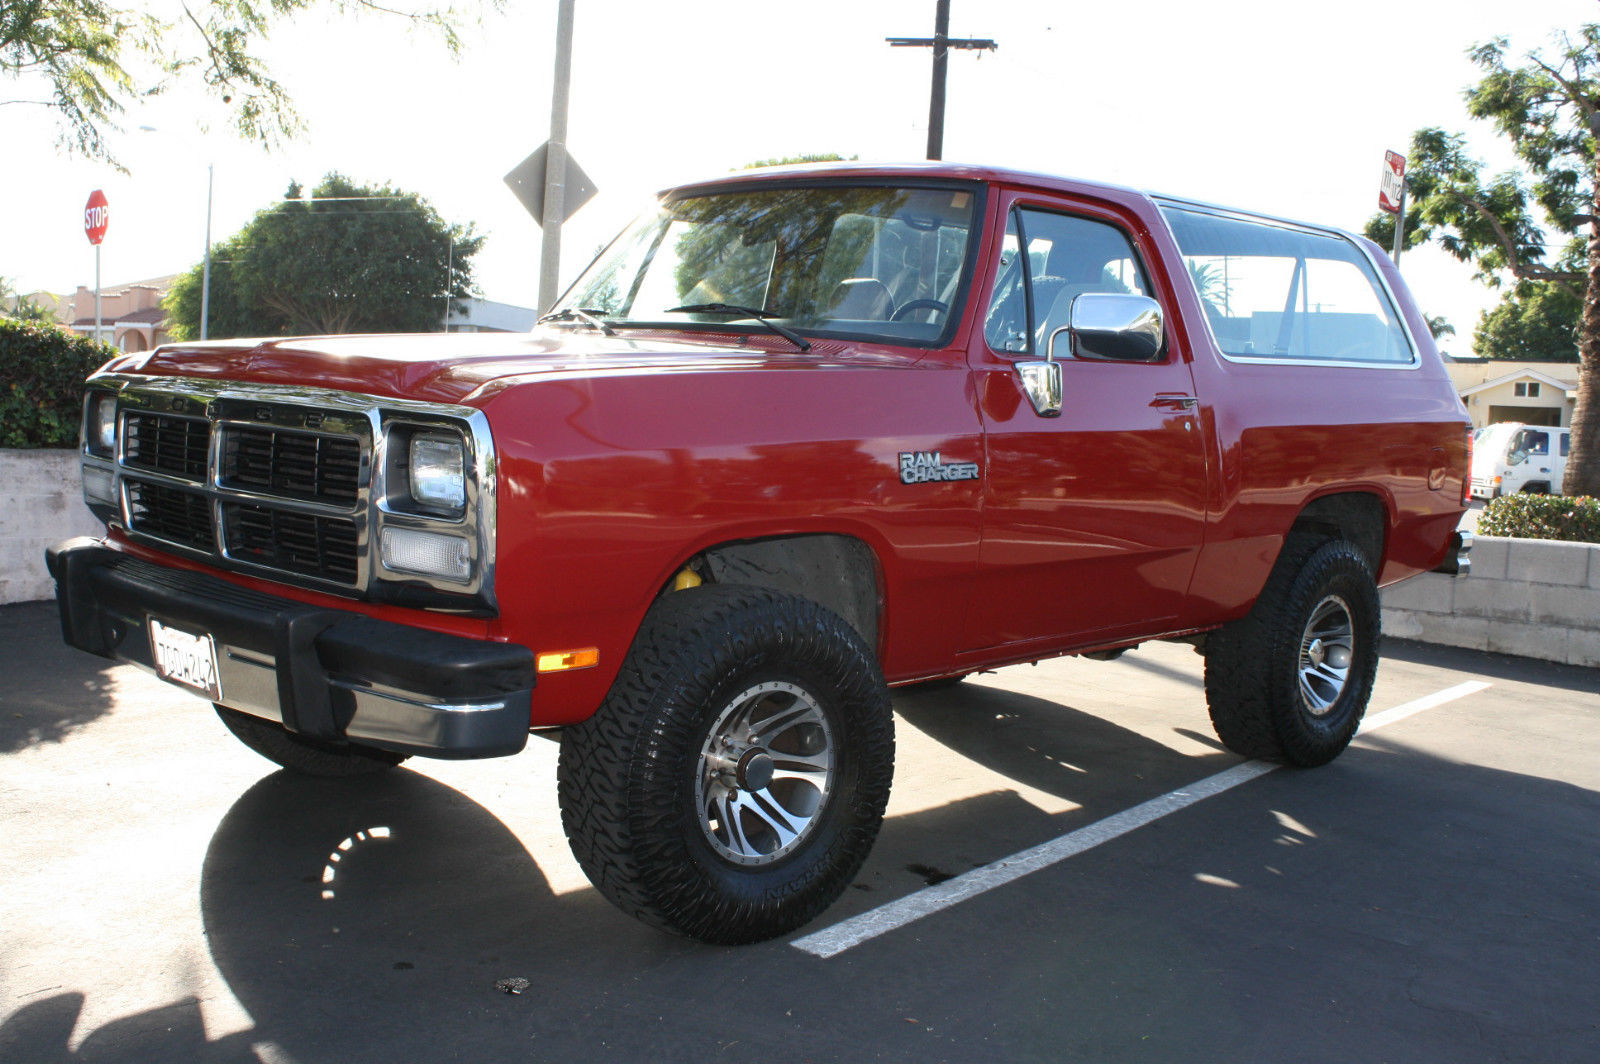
<box><xmin>215</xmin><ymin>705</ymin><xmax>408</xmax><ymax>777</ymax></box>
<box><xmin>1203</xmin><ymin>538</ymin><xmax>1379</xmax><ymax>767</ymax></box>
<box><xmin>558</xmin><ymin>585</ymin><xmax>893</xmax><ymax>944</ymax></box>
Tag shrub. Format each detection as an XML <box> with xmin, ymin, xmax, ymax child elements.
<box><xmin>1478</xmin><ymin>492</ymin><xmax>1600</xmax><ymax>544</ymax></box>
<box><xmin>0</xmin><ymin>318</ymin><xmax>116</xmax><ymax>448</ymax></box>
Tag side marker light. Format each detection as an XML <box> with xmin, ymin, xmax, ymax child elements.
<box><xmin>537</xmin><ymin>647</ymin><xmax>600</xmax><ymax>673</ymax></box>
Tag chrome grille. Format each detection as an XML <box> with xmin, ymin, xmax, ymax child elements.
<box><xmin>222</xmin><ymin>503</ymin><xmax>360</xmax><ymax>584</ymax></box>
<box><xmin>220</xmin><ymin>426</ymin><xmax>361</xmax><ymax>505</ymax></box>
<box><xmin>124</xmin><ymin>413</ymin><xmax>210</xmax><ymax>479</ymax></box>
<box><xmin>116</xmin><ymin>393</ymin><xmax>370</xmax><ymax>591</ymax></box>
<box><xmin>126</xmin><ymin>481</ymin><xmax>215</xmax><ymax>552</ymax></box>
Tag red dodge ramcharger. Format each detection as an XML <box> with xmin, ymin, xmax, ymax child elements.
<box><xmin>50</xmin><ymin>163</ymin><xmax>1472</xmax><ymax>943</ymax></box>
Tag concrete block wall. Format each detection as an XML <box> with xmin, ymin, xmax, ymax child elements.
<box><xmin>1382</xmin><ymin>537</ymin><xmax>1600</xmax><ymax>668</ymax></box>
<box><xmin>1</xmin><ymin>449</ymin><xmax>102</xmax><ymax>605</ymax></box>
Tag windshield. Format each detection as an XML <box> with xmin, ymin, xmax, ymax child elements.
<box><xmin>553</xmin><ymin>182</ymin><xmax>983</xmax><ymax>346</ymax></box>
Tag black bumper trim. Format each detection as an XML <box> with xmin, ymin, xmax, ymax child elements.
<box><xmin>46</xmin><ymin>538</ymin><xmax>535</xmax><ymax>759</ymax></box>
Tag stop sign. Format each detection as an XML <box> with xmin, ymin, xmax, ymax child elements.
<box><xmin>84</xmin><ymin>189</ymin><xmax>109</xmax><ymax>245</ymax></box>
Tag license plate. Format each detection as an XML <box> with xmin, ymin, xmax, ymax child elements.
<box><xmin>148</xmin><ymin>618</ymin><xmax>223</xmax><ymax>701</ymax></box>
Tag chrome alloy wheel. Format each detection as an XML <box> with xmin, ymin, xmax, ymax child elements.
<box><xmin>1298</xmin><ymin>595</ymin><xmax>1355</xmax><ymax>717</ymax></box>
<box><xmin>695</xmin><ymin>680</ymin><xmax>835</xmax><ymax>866</ymax></box>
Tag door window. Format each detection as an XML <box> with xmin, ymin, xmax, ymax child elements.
<box><xmin>983</xmin><ymin>207</ymin><xmax>1151</xmax><ymax>356</ymax></box>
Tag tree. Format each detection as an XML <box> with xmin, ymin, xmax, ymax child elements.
<box><xmin>1</xmin><ymin>0</ymin><xmax>480</xmax><ymax>167</ymax></box>
<box><xmin>1367</xmin><ymin>28</ymin><xmax>1600</xmax><ymax>496</ymax></box>
<box><xmin>0</xmin><ymin>276</ymin><xmax>58</xmax><ymax>323</ymax></box>
<box><xmin>1473</xmin><ymin>280</ymin><xmax>1582</xmax><ymax>361</ymax></box>
<box><xmin>163</xmin><ymin>173</ymin><xmax>482</xmax><ymax>339</ymax></box>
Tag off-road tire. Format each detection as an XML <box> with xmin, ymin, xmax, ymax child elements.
<box><xmin>1203</xmin><ymin>538</ymin><xmax>1379</xmax><ymax>767</ymax></box>
<box><xmin>557</xmin><ymin>585</ymin><xmax>894</xmax><ymax>944</ymax></box>
<box><xmin>215</xmin><ymin>705</ymin><xmax>408</xmax><ymax>777</ymax></box>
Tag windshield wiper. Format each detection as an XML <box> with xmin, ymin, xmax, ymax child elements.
<box><xmin>666</xmin><ymin>303</ymin><xmax>812</xmax><ymax>352</ymax></box>
<box><xmin>537</xmin><ymin>307</ymin><xmax>617</xmax><ymax>336</ymax></box>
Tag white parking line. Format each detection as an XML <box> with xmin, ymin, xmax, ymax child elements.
<box><xmin>791</xmin><ymin>680</ymin><xmax>1493</xmax><ymax>959</ymax></box>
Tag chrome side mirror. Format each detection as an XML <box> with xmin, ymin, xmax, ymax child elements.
<box><xmin>1051</xmin><ymin>293</ymin><xmax>1165</xmax><ymax>363</ymax></box>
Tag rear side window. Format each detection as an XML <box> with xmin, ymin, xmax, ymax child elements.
<box><xmin>1161</xmin><ymin>206</ymin><xmax>1414</xmax><ymax>365</ymax></box>
<box><xmin>1561</xmin><ymin>434</ymin><xmax>1570</xmax><ymax>457</ymax></box>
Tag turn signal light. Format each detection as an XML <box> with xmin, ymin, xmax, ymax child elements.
<box><xmin>537</xmin><ymin>647</ymin><xmax>600</xmax><ymax>673</ymax></box>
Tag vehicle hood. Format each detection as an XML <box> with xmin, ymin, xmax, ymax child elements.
<box><xmin>101</xmin><ymin>330</ymin><xmax>907</xmax><ymax>407</ymax></box>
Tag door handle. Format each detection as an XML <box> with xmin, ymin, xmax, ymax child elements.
<box><xmin>1150</xmin><ymin>393</ymin><xmax>1197</xmax><ymax>410</ymax></box>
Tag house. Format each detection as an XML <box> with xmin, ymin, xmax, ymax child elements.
<box><xmin>445</xmin><ymin>297</ymin><xmax>539</xmax><ymax>333</ymax></box>
<box><xmin>1</xmin><ymin>290</ymin><xmax>72</xmax><ymax>325</ymax></box>
<box><xmin>67</xmin><ymin>276</ymin><xmax>176</xmax><ymax>352</ymax></box>
<box><xmin>1444</xmin><ymin>359</ymin><xmax>1579</xmax><ymax>429</ymax></box>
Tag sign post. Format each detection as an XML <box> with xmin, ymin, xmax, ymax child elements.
<box><xmin>84</xmin><ymin>190</ymin><xmax>109</xmax><ymax>343</ymax></box>
<box><xmin>1378</xmin><ymin>151</ymin><xmax>1406</xmax><ymax>266</ymax></box>
<box><xmin>541</xmin><ymin>0</ymin><xmax>576</xmax><ymax>314</ymax></box>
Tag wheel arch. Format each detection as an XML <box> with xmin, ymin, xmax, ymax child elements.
<box><xmin>1285</xmin><ymin>491</ymin><xmax>1389</xmax><ymax>576</ymax></box>
<box><xmin>668</xmin><ymin>533</ymin><xmax>885</xmax><ymax>653</ymax></box>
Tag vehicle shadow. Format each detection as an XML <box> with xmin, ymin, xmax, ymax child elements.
<box><xmin>1381</xmin><ymin>635</ymin><xmax>1600</xmax><ymax>696</ymax></box>
<box><xmin>893</xmin><ymin>677</ymin><xmax>1237</xmax><ymax>811</ymax></box>
<box><xmin>0</xmin><ymin>600</ymin><xmax>120</xmax><ymax>753</ymax></box>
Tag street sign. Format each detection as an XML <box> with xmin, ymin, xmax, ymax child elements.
<box><xmin>1379</xmin><ymin>151</ymin><xmax>1406</xmax><ymax>214</ymax></box>
<box><xmin>504</xmin><ymin>143</ymin><xmax>596</xmax><ymax>227</ymax></box>
<box><xmin>84</xmin><ymin>189</ymin><xmax>109</xmax><ymax>245</ymax></box>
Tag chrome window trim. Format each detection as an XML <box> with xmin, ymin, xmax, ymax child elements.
<box><xmin>1152</xmin><ymin>197</ymin><xmax>1423</xmax><ymax>372</ymax></box>
<box><xmin>82</xmin><ymin>373</ymin><xmax>499</xmax><ymax>615</ymax></box>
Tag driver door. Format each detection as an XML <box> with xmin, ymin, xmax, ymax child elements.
<box><xmin>962</xmin><ymin>197</ymin><xmax>1209</xmax><ymax>654</ymax></box>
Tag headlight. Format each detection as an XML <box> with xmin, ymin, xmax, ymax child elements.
<box><xmin>408</xmin><ymin>433</ymin><xmax>466</xmax><ymax>511</ymax></box>
<box><xmin>86</xmin><ymin>393</ymin><xmax>117</xmax><ymax>457</ymax></box>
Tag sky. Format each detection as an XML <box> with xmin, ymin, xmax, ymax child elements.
<box><xmin>6</xmin><ymin>0</ymin><xmax>1600</xmax><ymax>353</ymax></box>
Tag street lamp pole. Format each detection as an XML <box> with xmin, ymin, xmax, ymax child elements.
<box><xmin>201</xmin><ymin>163</ymin><xmax>213</xmax><ymax>340</ymax></box>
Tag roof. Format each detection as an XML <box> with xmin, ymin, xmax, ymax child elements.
<box><xmin>70</xmin><ymin>306</ymin><xmax>168</xmax><ymax>328</ymax></box>
<box><xmin>1459</xmin><ymin>367</ymin><xmax>1579</xmax><ymax>398</ymax></box>
<box><xmin>657</xmin><ymin>161</ymin><xmax>1366</xmax><ymax>244</ymax></box>
<box><xmin>113</xmin><ymin>307</ymin><xmax>169</xmax><ymax>325</ymax></box>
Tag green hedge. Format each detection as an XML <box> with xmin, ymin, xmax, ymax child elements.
<box><xmin>0</xmin><ymin>318</ymin><xmax>116</xmax><ymax>448</ymax></box>
<box><xmin>1478</xmin><ymin>492</ymin><xmax>1600</xmax><ymax>544</ymax></box>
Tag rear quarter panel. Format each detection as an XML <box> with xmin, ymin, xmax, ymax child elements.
<box><xmin>1136</xmin><ymin>211</ymin><xmax>1470</xmax><ymax>624</ymax></box>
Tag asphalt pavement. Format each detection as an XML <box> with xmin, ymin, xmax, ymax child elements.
<box><xmin>1</xmin><ymin>598</ymin><xmax>1595</xmax><ymax>1064</ymax></box>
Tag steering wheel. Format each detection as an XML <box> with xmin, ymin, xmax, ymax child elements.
<box><xmin>891</xmin><ymin>298</ymin><xmax>949</xmax><ymax>322</ymax></box>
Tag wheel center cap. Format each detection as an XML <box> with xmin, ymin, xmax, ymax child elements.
<box><xmin>1307</xmin><ymin>638</ymin><xmax>1326</xmax><ymax>667</ymax></box>
<box><xmin>737</xmin><ymin>749</ymin><xmax>775</xmax><ymax>792</ymax></box>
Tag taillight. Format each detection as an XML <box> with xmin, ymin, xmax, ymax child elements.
<box><xmin>1462</xmin><ymin>426</ymin><xmax>1473</xmax><ymax>506</ymax></box>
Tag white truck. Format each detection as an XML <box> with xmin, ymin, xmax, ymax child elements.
<box><xmin>1470</xmin><ymin>421</ymin><xmax>1571</xmax><ymax>499</ymax></box>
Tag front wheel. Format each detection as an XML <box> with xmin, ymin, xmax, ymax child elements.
<box><xmin>557</xmin><ymin>586</ymin><xmax>894</xmax><ymax>944</ymax></box>
<box><xmin>1203</xmin><ymin>539</ymin><xmax>1380</xmax><ymax>767</ymax></box>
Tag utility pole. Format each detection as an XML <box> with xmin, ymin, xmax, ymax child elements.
<box><xmin>887</xmin><ymin>0</ymin><xmax>996</xmax><ymax>161</ymax></box>
<box><xmin>539</xmin><ymin>0</ymin><xmax>576</xmax><ymax>313</ymax></box>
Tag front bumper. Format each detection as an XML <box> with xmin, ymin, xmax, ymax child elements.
<box><xmin>47</xmin><ymin>538</ymin><xmax>534</xmax><ymax>760</ymax></box>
